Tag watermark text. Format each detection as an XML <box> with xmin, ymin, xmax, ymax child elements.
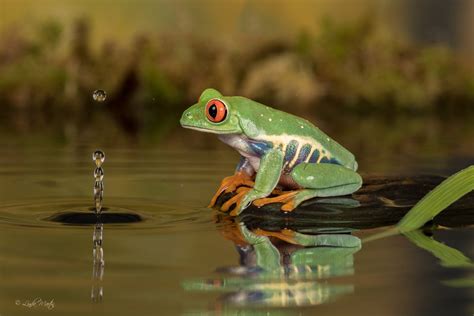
<box><xmin>15</xmin><ymin>298</ymin><xmax>55</xmax><ymax>310</ymax></box>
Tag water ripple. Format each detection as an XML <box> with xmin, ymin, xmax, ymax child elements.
<box><xmin>0</xmin><ymin>197</ymin><xmax>214</xmax><ymax>232</ymax></box>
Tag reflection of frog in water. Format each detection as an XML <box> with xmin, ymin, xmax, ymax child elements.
<box><xmin>183</xmin><ymin>214</ymin><xmax>362</xmax><ymax>308</ymax></box>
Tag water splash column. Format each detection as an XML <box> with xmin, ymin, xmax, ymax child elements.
<box><xmin>93</xmin><ymin>150</ymin><xmax>105</xmax><ymax>215</ymax></box>
<box><xmin>91</xmin><ymin>150</ymin><xmax>105</xmax><ymax>302</ymax></box>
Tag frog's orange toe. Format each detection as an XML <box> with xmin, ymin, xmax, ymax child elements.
<box><xmin>254</xmin><ymin>228</ymin><xmax>297</xmax><ymax>244</ymax></box>
<box><xmin>208</xmin><ymin>172</ymin><xmax>254</xmax><ymax>208</ymax></box>
<box><xmin>253</xmin><ymin>191</ymin><xmax>299</xmax><ymax>210</ymax></box>
<box><xmin>221</xmin><ymin>187</ymin><xmax>252</xmax><ymax>213</ymax></box>
<box><xmin>281</xmin><ymin>200</ymin><xmax>297</xmax><ymax>212</ymax></box>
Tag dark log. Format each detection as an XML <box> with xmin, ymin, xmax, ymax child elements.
<box><xmin>214</xmin><ymin>175</ymin><xmax>474</xmax><ymax>232</ymax></box>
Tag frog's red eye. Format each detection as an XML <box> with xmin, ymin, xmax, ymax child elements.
<box><xmin>205</xmin><ymin>99</ymin><xmax>227</xmax><ymax>123</ymax></box>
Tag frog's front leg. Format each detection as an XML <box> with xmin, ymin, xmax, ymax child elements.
<box><xmin>208</xmin><ymin>156</ymin><xmax>255</xmax><ymax>207</ymax></box>
<box><xmin>229</xmin><ymin>149</ymin><xmax>284</xmax><ymax>216</ymax></box>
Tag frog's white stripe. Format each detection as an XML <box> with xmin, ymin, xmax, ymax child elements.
<box><xmin>290</xmin><ymin>143</ymin><xmax>303</xmax><ymax>167</ymax></box>
<box><xmin>316</xmin><ymin>154</ymin><xmax>324</xmax><ymax>163</ymax></box>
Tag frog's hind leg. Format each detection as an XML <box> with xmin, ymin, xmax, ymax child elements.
<box><xmin>280</xmin><ymin>163</ymin><xmax>362</xmax><ymax>212</ymax></box>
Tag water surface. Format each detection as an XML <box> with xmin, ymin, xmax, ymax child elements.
<box><xmin>0</xmin><ymin>146</ymin><xmax>472</xmax><ymax>316</ymax></box>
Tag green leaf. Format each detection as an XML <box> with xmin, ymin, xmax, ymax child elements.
<box><xmin>442</xmin><ymin>278</ymin><xmax>474</xmax><ymax>288</ymax></box>
<box><xmin>404</xmin><ymin>230</ymin><xmax>473</xmax><ymax>268</ymax></box>
<box><xmin>397</xmin><ymin>166</ymin><xmax>474</xmax><ymax>232</ymax></box>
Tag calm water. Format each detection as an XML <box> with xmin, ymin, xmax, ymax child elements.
<box><xmin>0</xmin><ymin>145</ymin><xmax>472</xmax><ymax>316</ymax></box>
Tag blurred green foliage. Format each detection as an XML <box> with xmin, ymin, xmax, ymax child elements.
<box><xmin>0</xmin><ymin>16</ymin><xmax>473</xmax><ymax>141</ymax></box>
<box><xmin>312</xmin><ymin>17</ymin><xmax>474</xmax><ymax>113</ymax></box>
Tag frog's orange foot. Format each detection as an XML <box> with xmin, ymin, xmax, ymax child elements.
<box><xmin>208</xmin><ymin>172</ymin><xmax>254</xmax><ymax>208</ymax></box>
<box><xmin>281</xmin><ymin>200</ymin><xmax>298</xmax><ymax>212</ymax></box>
<box><xmin>219</xmin><ymin>224</ymin><xmax>249</xmax><ymax>246</ymax></box>
<box><xmin>254</xmin><ymin>228</ymin><xmax>297</xmax><ymax>244</ymax></box>
<box><xmin>220</xmin><ymin>186</ymin><xmax>252</xmax><ymax>215</ymax></box>
<box><xmin>253</xmin><ymin>190</ymin><xmax>300</xmax><ymax>212</ymax></box>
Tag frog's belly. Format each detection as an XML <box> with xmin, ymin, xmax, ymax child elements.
<box><xmin>239</xmin><ymin>151</ymin><xmax>261</xmax><ymax>171</ymax></box>
<box><xmin>240</xmin><ymin>151</ymin><xmax>300</xmax><ymax>189</ymax></box>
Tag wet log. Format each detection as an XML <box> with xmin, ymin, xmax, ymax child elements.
<box><xmin>214</xmin><ymin>176</ymin><xmax>474</xmax><ymax>232</ymax></box>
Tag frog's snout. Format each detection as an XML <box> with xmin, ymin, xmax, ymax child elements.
<box><xmin>180</xmin><ymin>110</ymin><xmax>193</xmax><ymax>127</ymax></box>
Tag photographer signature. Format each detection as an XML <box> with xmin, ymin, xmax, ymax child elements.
<box><xmin>15</xmin><ymin>298</ymin><xmax>55</xmax><ymax>310</ymax></box>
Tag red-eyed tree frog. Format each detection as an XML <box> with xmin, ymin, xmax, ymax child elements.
<box><xmin>180</xmin><ymin>88</ymin><xmax>362</xmax><ymax>216</ymax></box>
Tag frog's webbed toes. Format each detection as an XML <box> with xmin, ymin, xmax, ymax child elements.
<box><xmin>253</xmin><ymin>228</ymin><xmax>298</xmax><ymax>244</ymax></box>
<box><xmin>280</xmin><ymin>189</ymin><xmax>328</xmax><ymax>212</ymax></box>
<box><xmin>220</xmin><ymin>186</ymin><xmax>252</xmax><ymax>215</ymax></box>
<box><xmin>253</xmin><ymin>190</ymin><xmax>300</xmax><ymax>211</ymax></box>
<box><xmin>208</xmin><ymin>172</ymin><xmax>254</xmax><ymax>208</ymax></box>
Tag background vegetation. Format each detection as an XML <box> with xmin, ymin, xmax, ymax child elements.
<box><xmin>0</xmin><ymin>0</ymin><xmax>473</xmax><ymax>163</ymax></box>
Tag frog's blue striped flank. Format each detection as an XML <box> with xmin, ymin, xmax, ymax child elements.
<box><xmin>309</xmin><ymin>149</ymin><xmax>320</xmax><ymax>163</ymax></box>
<box><xmin>295</xmin><ymin>144</ymin><xmax>312</xmax><ymax>165</ymax></box>
<box><xmin>284</xmin><ymin>140</ymin><xmax>299</xmax><ymax>163</ymax></box>
<box><xmin>248</xmin><ymin>140</ymin><xmax>273</xmax><ymax>156</ymax></box>
<box><xmin>235</xmin><ymin>156</ymin><xmax>248</xmax><ymax>171</ymax></box>
<box><xmin>320</xmin><ymin>157</ymin><xmax>330</xmax><ymax>163</ymax></box>
<box><xmin>319</xmin><ymin>156</ymin><xmax>341</xmax><ymax>165</ymax></box>
<box><xmin>283</xmin><ymin>140</ymin><xmax>299</xmax><ymax>172</ymax></box>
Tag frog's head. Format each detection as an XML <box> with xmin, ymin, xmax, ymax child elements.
<box><xmin>180</xmin><ymin>88</ymin><xmax>242</xmax><ymax>134</ymax></box>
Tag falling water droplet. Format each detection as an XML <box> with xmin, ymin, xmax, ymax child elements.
<box><xmin>93</xmin><ymin>89</ymin><xmax>107</xmax><ymax>102</ymax></box>
<box><xmin>93</xmin><ymin>150</ymin><xmax>105</xmax><ymax>167</ymax></box>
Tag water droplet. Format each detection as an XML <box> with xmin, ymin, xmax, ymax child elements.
<box><xmin>94</xmin><ymin>167</ymin><xmax>104</xmax><ymax>181</ymax></box>
<box><xmin>93</xmin><ymin>150</ymin><xmax>105</xmax><ymax>167</ymax></box>
<box><xmin>93</xmin><ymin>89</ymin><xmax>107</xmax><ymax>102</ymax></box>
<box><xmin>94</xmin><ymin>195</ymin><xmax>103</xmax><ymax>214</ymax></box>
<box><xmin>94</xmin><ymin>179</ymin><xmax>104</xmax><ymax>215</ymax></box>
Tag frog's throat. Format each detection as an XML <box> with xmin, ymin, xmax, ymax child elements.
<box><xmin>181</xmin><ymin>125</ymin><xmax>239</xmax><ymax>134</ymax></box>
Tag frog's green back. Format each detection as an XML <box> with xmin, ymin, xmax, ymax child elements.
<box><xmin>225</xmin><ymin>96</ymin><xmax>358</xmax><ymax>170</ymax></box>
